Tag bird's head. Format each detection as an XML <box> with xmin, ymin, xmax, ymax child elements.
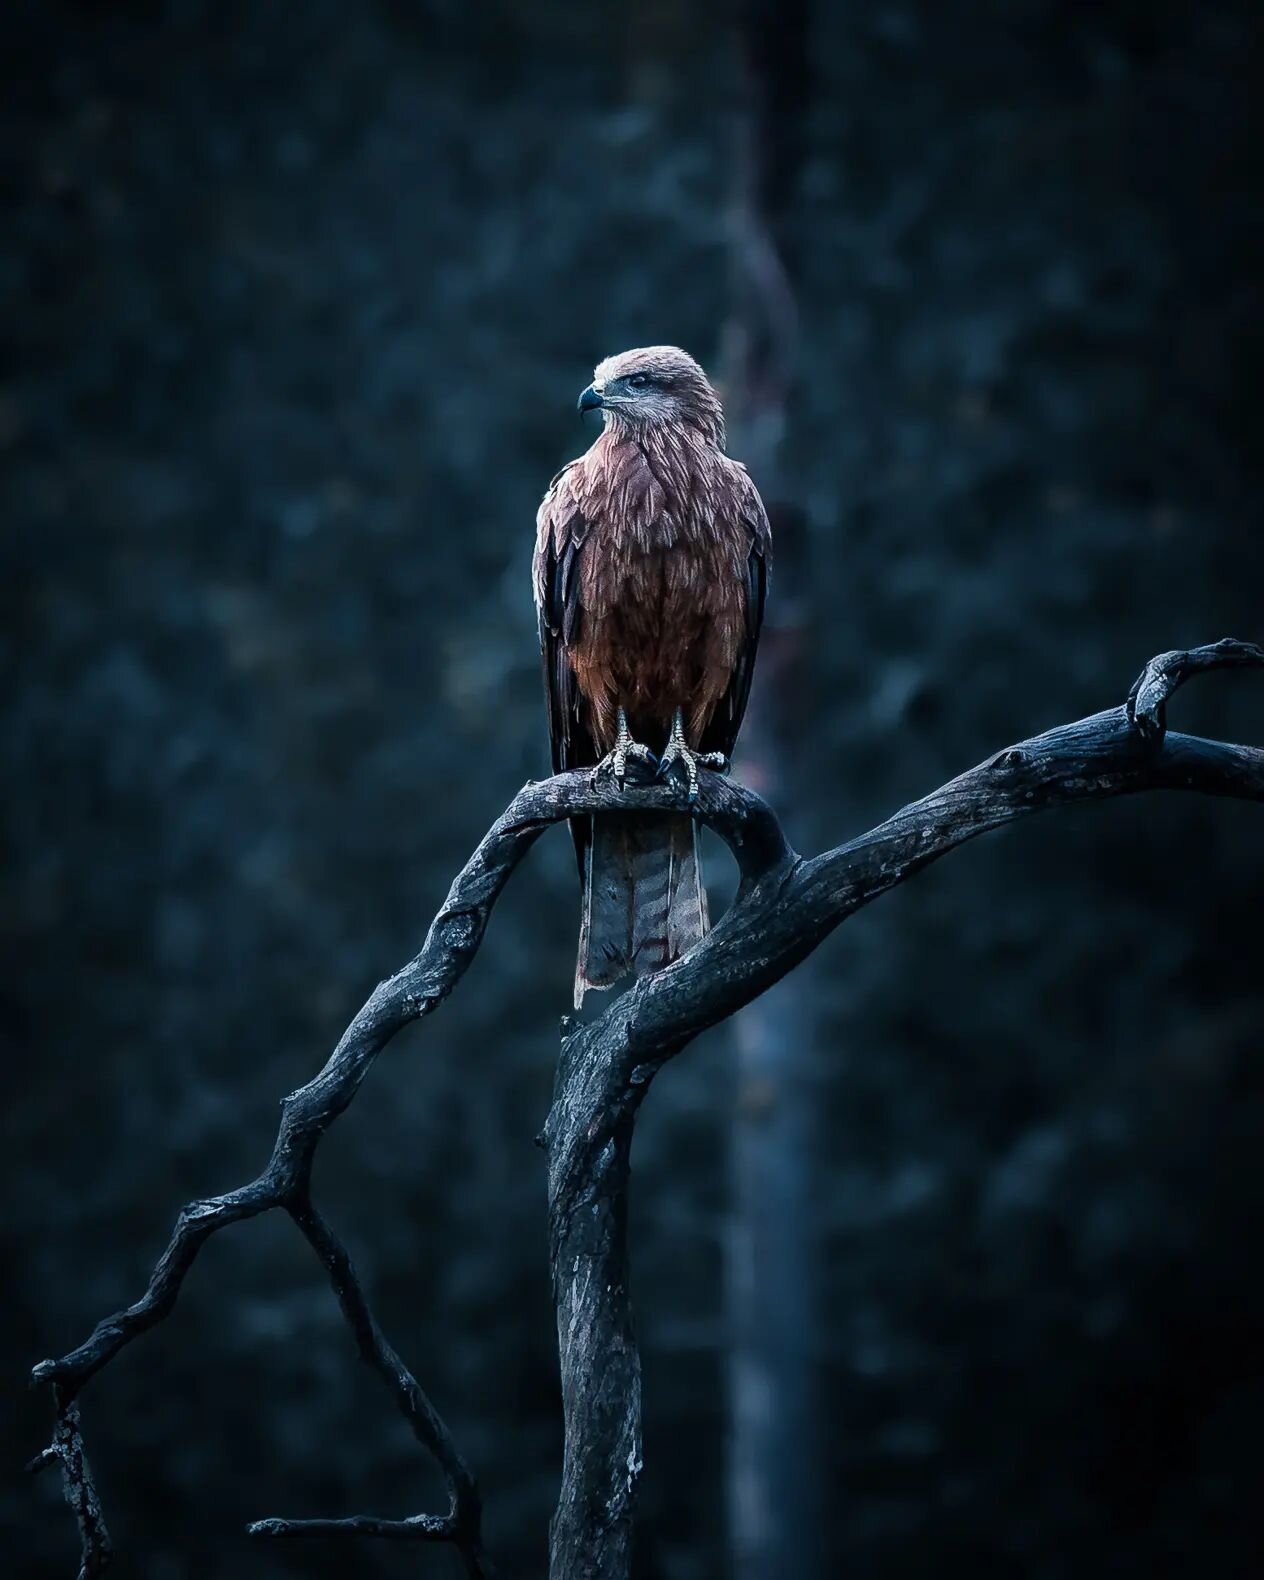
<box><xmin>577</xmin><ymin>346</ymin><xmax>725</xmax><ymax>448</ymax></box>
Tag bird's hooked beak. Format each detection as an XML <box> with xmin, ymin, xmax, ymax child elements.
<box><xmin>577</xmin><ymin>383</ymin><xmax>604</xmax><ymax>416</ymax></box>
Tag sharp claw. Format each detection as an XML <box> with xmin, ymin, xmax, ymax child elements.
<box><xmin>591</xmin><ymin>755</ymin><xmax>625</xmax><ymax>788</ymax></box>
<box><xmin>654</xmin><ymin>709</ymin><xmax>730</xmax><ymax>798</ymax></box>
<box><xmin>592</xmin><ymin>720</ymin><xmax>656</xmax><ymax>788</ymax></box>
<box><xmin>659</xmin><ymin>744</ymin><xmax>721</xmax><ymax>799</ymax></box>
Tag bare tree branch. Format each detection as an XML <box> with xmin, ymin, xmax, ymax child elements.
<box><xmin>243</xmin><ymin>1198</ymin><xmax>488</xmax><ymax>1564</ymax></box>
<box><xmin>27</xmin><ymin>772</ymin><xmax>781</xmax><ymax>1579</ymax></box>
<box><xmin>26</xmin><ymin>1397</ymin><xmax>112</xmax><ymax>1580</ymax></box>
<box><xmin>541</xmin><ymin>638</ymin><xmax>1264</xmax><ymax>1579</ymax></box>
<box><xmin>29</xmin><ymin>639</ymin><xmax>1264</xmax><ymax>1580</ymax></box>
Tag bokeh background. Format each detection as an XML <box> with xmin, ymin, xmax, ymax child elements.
<box><xmin>4</xmin><ymin>3</ymin><xmax>1263</xmax><ymax>1577</ymax></box>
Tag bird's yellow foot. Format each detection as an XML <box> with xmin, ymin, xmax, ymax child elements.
<box><xmin>657</xmin><ymin>710</ymin><xmax>727</xmax><ymax>803</ymax></box>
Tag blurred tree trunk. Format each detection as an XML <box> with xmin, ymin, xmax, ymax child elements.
<box><xmin>721</xmin><ymin>5</ymin><xmax>821</xmax><ymax>1577</ymax></box>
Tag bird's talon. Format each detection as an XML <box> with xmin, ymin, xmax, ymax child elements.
<box><xmin>592</xmin><ymin>712</ymin><xmax>656</xmax><ymax>788</ymax></box>
<box><xmin>657</xmin><ymin>731</ymin><xmax>724</xmax><ymax>800</ymax></box>
<box><xmin>592</xmin><ymin>753</ymin><xmax>627</xmax><ymax>788</ymax></box>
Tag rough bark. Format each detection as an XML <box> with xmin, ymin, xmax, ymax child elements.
<box><xmin>29</xmin><ymin>639</ymin><xmax>1264</xmax><ymax>1580</ymax></box>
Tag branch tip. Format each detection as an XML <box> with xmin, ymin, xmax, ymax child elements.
<box><xmin>249</xmin><ymin>1511</ymin><xmax>457</xmax><ymax>1541</ymax></box>
<box><xmin>1127</xmin><ymin>637</ymin><xmax>1264</xmax><ymax>742</ymax></box>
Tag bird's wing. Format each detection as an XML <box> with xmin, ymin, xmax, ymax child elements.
<box><xmin>534</xmin><ymin>465</ymin><xmax>601</xmax><ymax>882</ymax></box>
<box><xmin>700</xmin><ymin>463</ymin><xmax>772</xmax><ymax>761</ymax></box>
<box><xmin>533</xmin><ymin>463</ymin><xmax>599</xmax><ymax>778</ymax></box>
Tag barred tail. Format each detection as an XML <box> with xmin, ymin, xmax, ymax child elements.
<box><xmin>574</xmin><ymin>812</ymin><xmax>709</xmax><ymax>1010</ymax></box>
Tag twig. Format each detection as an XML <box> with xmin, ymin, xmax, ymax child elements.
<box><xmin>29</xmin><ymin>640</ymin><xmax>1264</xmax><ymax>1580</ymax></box>
<box><xmin>248</xmin><ymin>1200</ymin><xmax>490</xmax><ymax>1575</ymax></box>
<box><xmin>27</xmin><ymin>1396</ymin><xmax>112</xmax><ymax>1579</ymax></box>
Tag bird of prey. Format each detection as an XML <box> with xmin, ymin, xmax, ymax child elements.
<box><xmin>533</xmin><ymin>346</ymin><xmax>771</xmax><ymax>1008</ymax></box>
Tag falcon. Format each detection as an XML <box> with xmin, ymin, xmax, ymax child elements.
<box><xmin>533</xmin><ymin>346</ymin><xmax>771</xmax><ymax>1008</ymax></box>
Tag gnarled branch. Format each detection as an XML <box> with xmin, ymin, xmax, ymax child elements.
<box><xmin>29</xmin><ymin>639</ymin><xmax>1264</xmax><ymax>1580</ymax></box>
<box><xmin>26</xmin><ymin>1397</ymin><xmax>111</xmax><ymax>1580</ymax></box>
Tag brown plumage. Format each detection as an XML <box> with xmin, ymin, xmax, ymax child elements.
<box><xmin>533</xmin><ymin>346</ymin><xmax>771</xmax><ymax>1007</ymax></box>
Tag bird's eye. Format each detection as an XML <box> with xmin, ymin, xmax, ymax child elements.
<box><xmin>627</xmin><ymin>372</ymin><xmax>651</xmax><ymax>389</ymax></box>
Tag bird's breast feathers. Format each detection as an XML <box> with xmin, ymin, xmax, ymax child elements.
<box><xmin>535</xmin><ymin>432</ymin><xmax>758</xmax><ymax>617</ymax></box>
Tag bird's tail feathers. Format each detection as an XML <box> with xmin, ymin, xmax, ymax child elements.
<box><xmin>574</xmin><ymin>812</ymin><xmax>709</xmax><ymax>1010</ymax></box>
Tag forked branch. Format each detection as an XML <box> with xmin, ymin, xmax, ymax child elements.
<box><xmin>29</xmin><ymin>640</ymin><xmax>1264</xmax><ymax>1580</ymax></box>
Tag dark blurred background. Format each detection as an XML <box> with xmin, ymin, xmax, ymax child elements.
<box><xmin>4</xmin><ymin>3</ymin><xmax>1263</xmax><ymax>1577</ymax></box>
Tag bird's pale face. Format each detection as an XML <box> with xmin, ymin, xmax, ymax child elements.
<box><xmin>577</xmin><ymin>346</ymin><xmax>724</xmax><ymax>444</ymax></box>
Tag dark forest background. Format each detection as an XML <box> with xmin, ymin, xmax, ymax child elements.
<box><xmin>4</xmin><ymin>2</ymin><xmax>1263</xmax><ymax>1576</ymax></box>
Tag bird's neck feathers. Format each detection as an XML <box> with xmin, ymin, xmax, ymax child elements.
<box><xmin>576</xmin><ymin>422</ymin><xmax>731</xmax><ymax>540</ymax></box>
<box><xmin>601</xmin><ymin>400</ymin><xmax>725</xmax><ymax>453</ymax></box>
<box><xmin>590</xmin><ymin>419</ymin><xmax>721</xmax><ymax>477</ymax></box>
